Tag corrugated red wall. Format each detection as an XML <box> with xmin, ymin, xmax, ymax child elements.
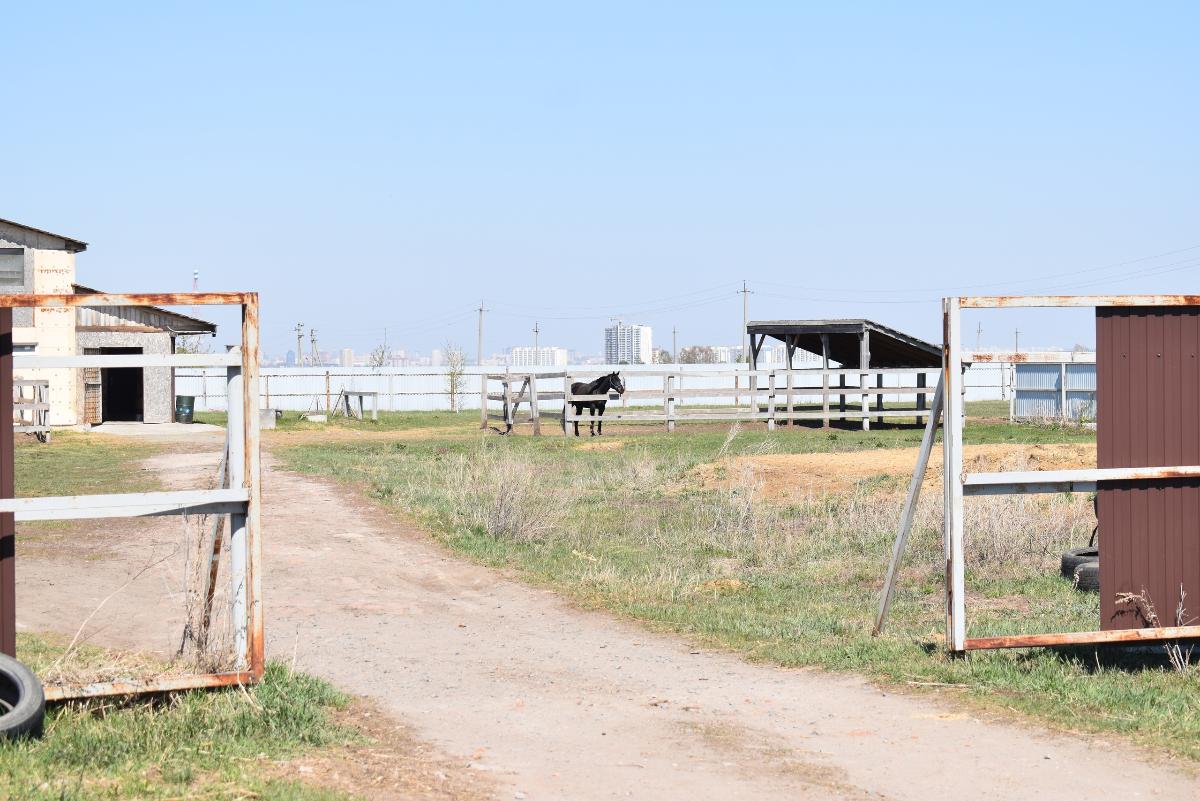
<box><xmin>1096</xmin><ymin>308</ymin><xmax>1200</xmax><ymax>630</ymax></box>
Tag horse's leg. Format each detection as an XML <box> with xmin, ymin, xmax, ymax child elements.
<box><xmin>597</xmin><ymin>401</ymin><xmax>607</xmax><ymax>435</ymax></box>
<box><xmin>589</xmin><ymin>405</ymin><xmax>596</xmax><ymax>436</ymax></box>
<box><xmin>572</xmin><ymin>403</ymin><xmax>581</xmax><ymax>436</ymax></box>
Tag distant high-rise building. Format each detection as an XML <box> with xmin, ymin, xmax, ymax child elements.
<box><xmin>604</xmin><ymin>321</ymin><xmax>653</xmax><ymax>364</ymax></box>
<box><xmin>510</xmin><ymin>346</ymin><xmax>569</xmax><ymax>367</ymax></box>
<box><xmin>285</xmin><ymin>349</ymin><xmax>297</xmax><ymax>366</ymax></box>
<box><xmin>431</xmin><ymin>348</ymin><xmax>444</xmax><ymax>367</ymax></box>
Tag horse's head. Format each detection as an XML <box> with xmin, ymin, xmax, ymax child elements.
<box><xmin>608</xmin><ymin>372</ymin><xmax>625</xmax><ymax>395</ymax></box>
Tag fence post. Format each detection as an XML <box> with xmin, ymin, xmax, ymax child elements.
<box><xmin>563</xmin><ymin>375</ymin><xmax>572</xmax><ymax>437</ymax></box>
<box><xmin>387</xmin><ymin>372</ymin><xmax>394</xmax><ymax>412</ymax></box>
<box><xmin>875</xmin><ymin>372</ymin><xmax>884</xmax><ymax>427</ymax></box>
<box><xmin>503</xmin><ymin>375</ymin><xmax>514</xmax><ymax>432</ymax></box>
<box><xmin>665</xmin><ymin>373</ymin><xmax>676</xmax><ymax>432</ymax></box>
<box><xmin>480</xmin><ymin>374</ymin><xmax>488</xmax><ymax>429</ymax></box>
<box><xmin>265</xmin><ymin>374</ymin><xmax>271</xmax><ymax>409</ymax></box>
<box><xmin>529</xmin><ymin>373</ymin><xmax>541</xmax><ymax>436</ymax></box>
<box><xmin>767</xmin><ymin>371</ymin><xmax>776</xmax><ymax>431</ymax></box>
<box><xmin>325</xmin><ymin>371</ymin><xmax>331</xmax><ymax>414</ymax></box>
<box><xmin>1059</xmin><ymin>361</ymin><xmax>1067</xmax><ymax>421</ymax></box>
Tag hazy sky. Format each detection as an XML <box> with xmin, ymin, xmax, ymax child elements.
<box><xmin>3</xmin><ymin>3</ymin><xmax>1197</xmax><ymax>358</ymax></box>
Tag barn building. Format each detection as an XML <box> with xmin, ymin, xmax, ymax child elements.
<box><xmin>0</xmin><ymin>217</ymin><xmax>216</xmax><ymax>425</ymax></box>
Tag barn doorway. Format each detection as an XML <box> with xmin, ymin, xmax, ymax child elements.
<box><xmin>100</xmin><ymin>347</ymin><xmax>144</xmax><ymax>422</ymax></box>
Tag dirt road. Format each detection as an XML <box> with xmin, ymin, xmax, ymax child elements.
<box><xmin>18</xmin><ymin>443</ymin><xmax>1199</xmax><ymax>800</ymax></box>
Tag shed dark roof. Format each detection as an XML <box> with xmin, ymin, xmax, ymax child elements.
<box><xmin>0</xmin><ymin>218</ymin><xmax>88</xmax><ymax>253</ymax></box>
<box><xmin>747</xmin><ymin>319</ymin><xmax>940</xmax><ymax>368</ymax></box>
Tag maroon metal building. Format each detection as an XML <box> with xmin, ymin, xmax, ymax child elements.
<box><xmin>1097</xmin><ymin>307</ymin><xmax>1200</xmax><ymax>630</ymax></box>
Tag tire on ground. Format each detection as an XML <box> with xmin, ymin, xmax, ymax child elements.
<box><xmin>0</xmin><ymin>654</ymin><xmax>45</xmax><ymax>740</ymax></box>
<box><xmin>1073</xmin><ymin>561</ymin><xmax>1100</xmax><ymax>593</ymax></box>
<box><xmin>1061</xmin><ymin>547</ymin><xmax>1099</xmax><ymax>578</ymax></box>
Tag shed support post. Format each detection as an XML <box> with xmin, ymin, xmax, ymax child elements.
<box><xmin>916</xmin><ymin>371</ymin><xmax>927</xmax><ymax>426</ymax></box>
<box><xmin>785</xmin><ymin>336</ymin><xmax>796</xmax><ymax>426</ymax></box>
<box><xmin>860</xmin><ymin>331</ymin><xmax>870</xmax><ymax>431</ymax></box>
<box><xmin>820</xmin><ymin>334</ymin><xmax>830</xmax><ymax>428</ymax></box>
<box><xmin>943</xmin><ymin>298</ymin><xmax>966</xmax><ymax>653</ymax></box>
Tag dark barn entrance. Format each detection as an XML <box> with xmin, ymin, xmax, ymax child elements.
<box><xmin>100</xmin><ymin>347</ymin><xmax>144</xmax><ymax>422</ymax></box>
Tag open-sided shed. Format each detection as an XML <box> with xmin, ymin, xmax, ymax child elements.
<box><xmin>746</xmin><ymin>319</ymin><xmax>941</xmax><ymax>370</ymax></box>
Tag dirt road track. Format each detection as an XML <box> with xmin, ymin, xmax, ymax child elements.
<box><xmin>18</xmin><ymin>445</ymin><xmax>1200</xmax><ymax>800</ymax></box>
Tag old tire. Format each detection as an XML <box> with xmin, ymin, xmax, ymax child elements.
<box><xmin>1061</xmin><ymin>547</ymin><xmax>1099</xmax><ymax>578</ymax></box>
<box><xmin>0</xmin><ymin>654</ymin><xmax>45</xmax><ymax>740</ymax></box>
<box><xmin>1073</xmin><ymin>561</ymin><xmax>1100</xmax><ymax>593</ymax></box>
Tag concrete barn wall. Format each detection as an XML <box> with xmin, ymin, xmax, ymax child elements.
<box><xmin>75</xmin><ymin>331</ymin><xmax>174</xmax><ymax>424</ymax></box>
<box><xmin>0</xmin><ymin>238</ymin><xmax>78</xmax><ymax>425</ymax></box>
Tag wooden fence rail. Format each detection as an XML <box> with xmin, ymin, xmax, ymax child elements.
<box><xmin>482</xmin><ymin>368</ymin><xmax>939</xmax><ymax>436</ymax></box>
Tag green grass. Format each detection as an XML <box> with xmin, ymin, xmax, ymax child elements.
<box><xmin>196</xmin><ymin>408</ymin><xmax>470</xmax><ymax>434</ymax></box>
<box><xmin>273</xmin><ymin>412</ymin><xmax>1200</xmax><ymax>762</ymax></box>
<box><xmin>15</xmin><ymin>431</ymin><xmax>163</xmax><ymax>498</ymax></box>
<box><xmin>1</xmin><ymin>636</ymin><xmax>355</xmax><ymax>801</ymax></box>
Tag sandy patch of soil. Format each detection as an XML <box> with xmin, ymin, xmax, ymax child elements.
<box><xmin>696</xmin><ymin>443</ymin><xmax>1097</xmax><ymax>501</ymax></box>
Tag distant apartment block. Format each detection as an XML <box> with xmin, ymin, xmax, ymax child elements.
<box><xmin>340</xmin><ymin>347</ymin><xmax>355</xmax><ymax>367</ymax></box>
<box><xmin>604</xmin><ymin>321</ymin><xmax>653</xmax><ymax>364</ymax></box>
<box><xmin>510</xmin><ymin>346</ymin><xmax>569</xmax><ymax>367</ymax></box>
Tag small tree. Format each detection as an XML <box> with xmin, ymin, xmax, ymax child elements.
<box><xmin>369</xmin><ymin>340</ymin><xmax>392</xmax><ymax>368</ymax></box>
<box><xmin>445</xmin><ymin>342</ymin><xmax>467</xmax><ymax>412</ymax></box>
<box><xmin>678</xmin><ymin>345</ymin><xmax>718</xmax><ymax>364</ymax></box>
<box><xmin>653</xmin><ymin>348</ymin><xmax>673</xmax><ymax>364</ymax></box>
<box><xmin>175</xmin><ymin>335</ymin><xmax>212</xmax><ymax>355</ymax></box>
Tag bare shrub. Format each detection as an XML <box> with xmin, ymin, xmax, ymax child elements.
<box><xmin>1116</xmin><ymin>585</ymin><xmax>1196</xmax><ymax>672</ymax></box>
<box><xmin>445</xmin><ymin>452</ymin><xmax>563</xmax><ymax>543</ymax></box>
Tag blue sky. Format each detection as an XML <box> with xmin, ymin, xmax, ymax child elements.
<box><xmin>3</xmin><ymin>3</ymin><xmax>1197</xmax><ymax>358</ymax></box>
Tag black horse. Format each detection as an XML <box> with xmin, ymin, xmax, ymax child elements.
<box><xmin>566</xmin><ymin>372</ymin><xmax>625</xmax><ymax>436</ymax></box>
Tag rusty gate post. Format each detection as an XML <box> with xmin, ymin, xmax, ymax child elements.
<box><xmin>0</xmin><ymin>307</ymin><xmax>13</xmax><ymax>657</ymax></box>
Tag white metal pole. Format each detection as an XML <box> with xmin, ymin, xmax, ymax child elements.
<box><xmin>226</xmin><ymin>362</ymin><xmax>248</xmax><ymax>668</ymax></box>
<box><xmin>944</xmin><ymin>297</ymin><xmax>966</xmax><ymax>652</ymax></box>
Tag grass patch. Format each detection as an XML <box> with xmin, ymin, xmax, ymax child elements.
<box><xmin>275</xmin><ymin>412</ymin><xmax>1200</xmax><ymax>761</ymax></box>
<box><xmin>196</xmin><ymin>408</ymin><xmax>471</xmax><ymax>434</ymax></box>
<box><xmin>15</xmin><ymin>431</ymin><xmax>162</xmax><ymax>498</ymax></box>
<box><xmin>1</xmin><ymin>636</ymin><xmax>354</xmax><ymax>801</ymax></box>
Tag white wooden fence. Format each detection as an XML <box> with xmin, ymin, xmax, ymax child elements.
<box><xmin>483</xmin><ymin>367</ymin><xmax>940</xmax><ymax>435</ymax></box>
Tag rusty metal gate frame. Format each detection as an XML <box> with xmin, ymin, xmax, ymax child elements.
<box><xmin>943</xmin><ymin>294</ymin><xmax>1200</xmax><ymax>653</ymax></box>
<box><xmin>0</xmin><ymin>292</ymin><xmax>262</xmax><ymax>699</ymax></box>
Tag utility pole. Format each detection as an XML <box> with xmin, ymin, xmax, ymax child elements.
<box><xmin>295</xmin><ymin>323</ymin><xmax>305</xmax><ymax>366</ymax></box>
<box><xmin>310</xmin><ymin>328</ymin><xmax>322</xmax><ymax>367</ymax></box>
<box><xmin>672</xmin><ymin>326</ymin><xmax>678</xmax><ymax>364</ymax></box>
<box><xmin>1014</xmin><ymin>329</ymin><xmax>1020</xmax><ymax>354</ymax></box>
<box><xmin>976</xmin><ymin>322</ymin><xmax>983</xmax><ymax>352</ymax></box>
<box><xmin>739</xmin><ymin>281</ymin><xmax>753</xmax><ymax>364</ymax></box>
<box><xmin>533</xmin><ymin>321</ymin><xmax>540</xmax><ymax>366</ymax></box>
<box><xmin>476</xmin><ymin>300</ymin><xmax>488</xmax><ymax>367</ymax></box>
